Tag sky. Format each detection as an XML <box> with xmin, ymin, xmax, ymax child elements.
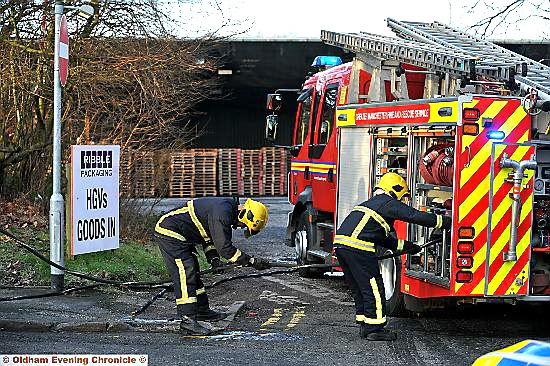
<box><xmin>170</xmin><ymin>0</ymin><xmax>550</xmax><ymax>41</ymax></box>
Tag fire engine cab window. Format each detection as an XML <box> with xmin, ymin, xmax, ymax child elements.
<box><xmin>296</xmin><ymin>92</ymin><xmax>312</xmax><ymax>145</ymax></box>
<box><xmin>318</xmin><ymin>86</ymin><xmax>338</xmax><ymax>145</ymax></box>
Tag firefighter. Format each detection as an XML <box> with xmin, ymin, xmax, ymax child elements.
<box><xmin>334</xmin><ymin>172</ymin><xmax>451</xmax><ymax>341</ymax></box>
<box><xmin>154</xmin><ymin>197</ymin><xmax>270</xmax><ymax>336</ymax></box>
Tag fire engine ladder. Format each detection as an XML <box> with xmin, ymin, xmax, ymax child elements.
<box><xmin>320</xmin><ymin>29</ymin><xmax>523</xmax><ymax>89</ymax></box>
<box><xmin>386</xmin><ymin>18</ymin><xmax>550</xmax><ymax>102</ymax></box>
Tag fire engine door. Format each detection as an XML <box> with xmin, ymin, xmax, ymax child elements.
<box><xmin>485</xmin><ymin>142</ymin><xmax>535</xmax><ymax>296</ymax></box>
<box><xmin>309</xmin><ymin>84</ymin><xmax>339</xmax><ymax>213</ymax></box>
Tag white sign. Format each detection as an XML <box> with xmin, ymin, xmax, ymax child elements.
<box><xmin>71</xmin><ymin>145</ymin><xmax>120</xmax><ymax>255</ymax></box>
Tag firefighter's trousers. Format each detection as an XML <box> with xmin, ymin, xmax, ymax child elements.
<box><xmin>155</xmin><ymin>234</ymin><xmax>210</xmax><ymax>317</ymax></box>
<box><xmin>335</xmin><ymin>246</ymin><xmax>387</xmax><ymax>331</ymax></box>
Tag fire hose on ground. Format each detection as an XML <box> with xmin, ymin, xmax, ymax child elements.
<box><xmin>0</xmin><ymin>227</ymin><xmax>442</xmax><ymax>307</ymax></box>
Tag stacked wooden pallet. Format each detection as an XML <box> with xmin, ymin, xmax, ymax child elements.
<box><xmin>155</xmin><ymin>150</ymin><xmax>171</xmax><ymax>197</ymax></box>
<box><xmin>192</xmin><ymin>149</ymin><xmax>218</xmax><ymax>197</ymax></box>
<box><xmin>132</xmin><ymin>152</ymin><xmax>156</xmax><ymax>197</ymax></box>
<box><xmin>119</xmin><ymin>149</ymin><xmax>134</xmax><ymax>197</ymax></box>
<box><xmin>262</xmin><ymin>147</ymin><xmax>289</xmax><ymax>196</ymax></box>
<box><xmin>119</xmin><ymin>148</ymin><xmax>290</xmax><ymax>198</ymax></box>
<box><xmin>218</xmin><ymin>148</ymin><xmax>243</xmax><ymax>196</ymax></box>
<box><xmin>241</xmin><ymin>149</ymin><xmax>264</xmax><ymax>196</ymax></box>
<box><xmin>169</xmin><ymin>151</ymin><xmax>195</xmax><ymax>197</ymax></box>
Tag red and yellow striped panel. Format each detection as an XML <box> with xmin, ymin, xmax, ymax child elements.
<box><xmin>486</xmin><ymin>144</ymin><xmax>533</xmax><ymax>296</ymax></box>
<box><xmin>454</xmin><ymin>97</ymin><xmax>531</xmax><ymax>296</ymax></box>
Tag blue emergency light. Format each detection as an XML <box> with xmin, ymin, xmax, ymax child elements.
<box><xmin>311</xmin><ymin>56</ymin><xmax>343</xmax><ymax>67</ymax></box>
<box><xmin>486</xmin><ymin>130</ymin><xmax>505</xmax><ymax>140</ymax></box>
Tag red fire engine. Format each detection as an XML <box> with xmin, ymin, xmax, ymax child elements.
<box><xmin>265</xmin><ymin>19</ymin><xmax>550</xmax><ymax>313</ymax></box>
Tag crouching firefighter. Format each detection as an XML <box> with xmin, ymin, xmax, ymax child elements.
<box><xmin>334</xmin><ymin>173</ymin><xmax>451</xmax><ymax>341</ymax></box>
<box><xmin>154</xmin><ymin>197</ymin><xmax>271</xmax><ymax>335</ymax></box>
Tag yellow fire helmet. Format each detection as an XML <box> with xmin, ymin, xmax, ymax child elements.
<box><xmin>375</xmin><ymin>172</ymin><xmax>410</xmax><ymax>201</ymax></box>
<box><xmin>238</xmin><ymin>198</ymin><xmax>268</xmax><ymax>238</ymax></box>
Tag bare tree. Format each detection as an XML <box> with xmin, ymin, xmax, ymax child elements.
<box><xmin>465</xmin><ymin>0</ymin><xmax>550</xmax><ymax>38</ymax></box>
<box><xmin>0</xmin><ymin>0</ymin><xmax>229</xmax><ymax>197</ymax></box>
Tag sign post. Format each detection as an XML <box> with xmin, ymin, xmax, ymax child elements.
<box><xmin>49</xmin><ymin>0</ymin><xmax>95</xmax><ymax>290</ymax></box>
<box><xmin>49</xmin><ymin>1</ymin><xmax>66</xmax><ymax>291</ymax></box>
<box><xmin>70</xmin><ymin>145</ymin><xmax>120</xmax><ymax>255</ymax></box>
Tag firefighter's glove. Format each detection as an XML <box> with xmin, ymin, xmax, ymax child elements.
<box><xmin>409</xmin><ymin>244</ymin><xmax>422</xmax><ymax>255</ymax></box>
<box><xmin>442</xmin><ymin>216</ymin><xmax>452</xmax><ymax>230</ymax></box>
<box><xmin>249</xmin><ymin>257</ymin><xmax>271</xmax><ymax>271</ymax></box>
<box><xmin>209</xmin><ymin>257</ymin><xmax>224</xmax><ymax>274</ymax></box>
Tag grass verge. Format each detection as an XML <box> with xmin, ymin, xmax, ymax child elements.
<box><xmin>0</xmin><ymin>226</ymin><xmax>208</xmax><ymax>288</ymax></box>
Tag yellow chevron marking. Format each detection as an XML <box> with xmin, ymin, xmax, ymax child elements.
<box><xmin>261</xmin><ymin>308</ymin><xmax>285</xmax><ymax>329</ymax></box>
<box><xmin>456</xmin><ymin>116</ymin><xmax>530</xmax><ymax>295</ymax></box>
<box><xmin>489</xmin><ymin>195</ymin><xmax>532</xmax><ymax>264</ymax></box>
<box><xmin>490</xmin><ymin>144</ymin><xmax>532</xmax><ymax>230</ymax></box>
<box><xmin>462</xmin><ymin>100</ymin><xmax>479</xmax><ymax>109</ymax></box>
<box><xmin>460</xmin><ymin>103</ymin><xmax>526</xmax><ymax>188</ymax></box>
<box><xmin>455</xmin><ymin>205</ymin><xmax>490</xmax><ymax>294</ymax></box>
<box><xmin>460</xmin><ymin>100</ymin><xmax>505</xmax><ymax>157</ymax></box>
<box><xmin>491</xmin><ymin>105</ymin><xmax>528</xmax><ymax>138</ymax></box>
<box><xmin>489</xmin><ymin>196</ymin><xmax>533</xmax><ymax>265</ymax></box>
<box><xmin>459</xmin><ymin>175</ymin><xmax>490</xmax><ymax>221</ymax></box>
<box><xmin>489</xmin><ymin>223</ymin><xmax>512</xmax><ymax>264</ymax></box>
<box><xmin>472</xmin><ymin>209</ymin><xmax>489</xmax><ymax>247</ymax></box>
<box><xmin>490</xmin><ymin>190</ymin><xmax>510</xmax><ymax>230</ymax></box>
<box><xmin>285</xmin><ymin>307</ymin><xmax>306</xmax><ymax>330</ymax></box>
<box><xmin>518</xmin><ymin>129</ymin><xmax>531</xmax><ymax>145</ymax></box>
<box><xmin>487</xmin><ymin>227</ymin><xmax>531</xmax><ymax>295</ymax></box>
<box><xmin>505</xmin><ymin>262</ymin><xmax>529</xmax><ymax>295</ymax></box>
<box><xmin>488</xmin><ymin>146</ymin><xmax>533</xmax><ymax>263</ymax></box>
<box><xmin>471</xmin><ymin>277</ymin><xmax>486</xmax><ymax>294</ymax></box>
<box><xmin>455</xmin><ymin>241</ymin><xmax>487</xmax><ymax>293</ymax></box>
<box><xmin>459</xmin><ymin>142</ymin><xmax>493</xmax><ymax>189</ymax></box>
<box><xmin>483</xmin><ymin>145</ymin><xmax>533</xmax><ymax>295</ymax></box>
<box><xmin>464</xmin><ymin>209</ymin><xmax>492</xmax><ymax>294</ymax></box>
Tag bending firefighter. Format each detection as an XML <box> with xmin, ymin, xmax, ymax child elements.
<box><xmin>154</xmin><ymin>197</ymin><xmax>270</xmax><ymax>335</ymax></box>
<box><xmin>334</xmin><ymin>173</ymin><xmax>451</xmax><ymax>341</ymax></box>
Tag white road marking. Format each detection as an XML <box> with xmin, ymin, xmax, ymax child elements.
<box><xmin>265</xmin><ymin>277</ymin><xmax>354</xmax><ymax>306</ymax></box>
<box><xmin>259</xmin><ymin>290</ymin><xmax>310</xmax><ymax>305</ymax></box>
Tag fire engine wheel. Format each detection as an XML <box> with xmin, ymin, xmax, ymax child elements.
<box><xmin>377</xmin><ymin>247</ymin><xmax>406</xmax><ymax>316</ymax></box>
<box><xmin>293</xmin><ymin>210</ymin><xmax>323</xmax><ymax>278</ymax></box>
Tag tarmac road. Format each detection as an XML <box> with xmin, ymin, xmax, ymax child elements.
<box><xmin>1</xmin><ymin>197</ymin><xmax>549</xmax><ymax>365</ymax></box>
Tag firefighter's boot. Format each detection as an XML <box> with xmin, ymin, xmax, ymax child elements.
<box><xmin>179</xmin><ymin>315</ymin><xmax>212</xmax><ymax>336</ymax></box>
<box><xmin>196</xmin><ymin>308</ymin><xmax>229</xmax><ymax>322</ymax></box>
<box><xmin>360</xmin><ymin>325</ymin><xmax>397</xmax><ymax>341</ymax></box>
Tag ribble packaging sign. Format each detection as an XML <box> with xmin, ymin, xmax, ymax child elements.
<box><xmin>71</xmin><ymin>145</ymin><xmax>120</xmax><ymax>255</ymax></box>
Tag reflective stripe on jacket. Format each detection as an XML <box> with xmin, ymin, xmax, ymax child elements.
<box><xmin>335</xmin><ymin>193</ymin><xmax>445</xmax><ymax>253</ymax></box>
<box><xmin>155</xmin><ymin>197</ymin><xmax>247</xmax><ymax>262</ymax></box>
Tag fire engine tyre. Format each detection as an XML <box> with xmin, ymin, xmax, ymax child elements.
<box><xmin>377</xmin><ymin>247</ymin><xmax>406</xmax><ymax>316</ymax></box>
<box><xmin>293</xmin><ymin>210</ymin><xmax>324</xmax><ymax>278</ymax></box>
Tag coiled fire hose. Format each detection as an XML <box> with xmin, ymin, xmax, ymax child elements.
<box><xmin>420</xmin><ymin>144</ymin><xmax>454</xmax><ymax>187</ymax></box>
<box><xmin>0</xmin><ymin>226</ymin><xmax>441</xmax><ymax>304</ymax></box>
